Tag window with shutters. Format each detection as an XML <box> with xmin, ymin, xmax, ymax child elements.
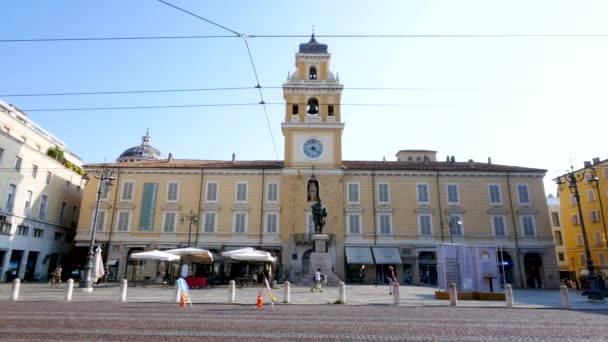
<box><xmin>571</xmin><ymin>214</ymin><xmax>580</xmax><ymax>226</ymax></box>
<box><xmin>206</xmin><ymin>182</ymin><xmax>218</xmax><ymax>202</ymax></box>
<box><xmin>553</xmin><ymin>231</ymin><xmax>563</xmax><ymax>245</ymax></box>
<box><xmin>167</xmin><ymin>182</ymin><xmax>179</xmax><ymax>202</ymax></box>
<box><xmin>551</xmin><ymin>212</ymin><xmax>561</xmax><ymax>227</ymax></box>
<box><xmin>576</xmin><ymin>233</ymin><xmax>583</xmax><ymax>246</ymax></box>
<box><xmin>5</xmin><ymin>183</ymin><xmax>16</xmax><ymax>212</ymax></box>
<box><xmin>235</xmin><ymin>182</ymin><xmax>248</xmax><ymax>202</ymax></box>
<box><xmin>266</xmin><ymin>183</ymin><xmax>279</xmax><ymax>203</ymax></box>
<box><xmin>93</xmin><ymin>209</ymin><xmax>107</xmax><ymax>231</ymax></box>
<box><xmin>17</xmin><ymin>225</ymin><xmax>28</xmax><ymax>236</ymax></box>
<box><xmin>587</xmin><ymin>189</ymin><xmax>596</xmax><ymax>202</ymax></box>
<box><xmin>265</xmin><ymin>213</ymin><xmax>278</xmax><ymax>233</ymax></box>
<box><xmin>417</xmin><ymin>183</ymin><xmax>430</xmax><ymax>204</ymax></box>
<box><xmin>32</xmin><ymin>165</ymin><xmax>38</xmax><ymax>178</ymax></box>
<box><xmin>579</xmin><ymin>253</ymin><xmax>586</xmax><ymax>266</ymax></box>
<box><xmin>121</xmin><ymin>181</ymin><xmax>134</xmax><ymax>201</ymax></box>
<box><xmin>347</xmin><ymin>183</ymin><xmax>360</xmax><ymax>204</ymax></box>
<box><xmin>447</xmin><ymin>184</ymin><xmax>459</xmax><ymax>204</ymax></box>
<box><xmin>14</xmin><ymin>157</ymin><xmax>21</xmax><ymax>171</ymax></box>
<box><xmin>163</xmin><ymin>212</ymin><xmax>177</xmax><ymax>232</ymax></box>
<box><xmin>348</xmin><ymin>214</ymin><xmax>361</xmax><ymax>234</ymax></box>
<box><xmin>492</xmin><ymin>215</ymin><xmax>507</xmax><ymax>236</ymax></box>
<box><xmin>590</xmin><ymin>210</ymin><xmax>601</xmax><ymax>223</ymax></box>
<box><xmin>203</xmin><ymin>212</ymin><xmax>216</xmax><ymax>233</ymax></box>
<box><xmin>33</xmin><ymin>228</ymin><xmax>43</xmax><ymax>238</ymax></box>
<box><xmin>488</xmin><ymin>184</ymin><xmax>502</xmax><ymax>204</ymax></box>
<box><xmin>58</xmin><ymin>202</ymin><xmax>67</xmax><ymax>225</ymax></box>
<box><xmin>233</xmin><ymin>212</ymin><xmax>247</xmax><ymax>233</ymax></box>
<box><xmin>38</xmin><ymin>194</ymin><xmax>48</xmax><ymax>220</ymax></box>
<box><xmin>517</xmin><ymin>184</ymin><xmax>530</xmax><ymax>204</ymax></box>
<box><xmin>599</xmin><ymin>253</ymin><xmax>606</xmax><ymax>266</ymax></box>
<box><xmin>521</xmin><ymin>215</ymin><xmax>536</xmax><ymax>237</ymax></box>
<box><xmin>448</xmin><ymin>214</ymin><xmax>464</xmax><ymax>236</ymax></box>
<box><xmin>378</xmin><ymin>214</ymin><xmax>392</xmax><ymax>234</ymax></box>
<box><xmin>24</xmin><ymin>190</ymin><xmax>33</xmax><ymax>214</ymax></box>
<box><xmin>117</xmin><ymin>211</ymin><xmax>131</xmax><ymax>231</ymax></box>
<box><xmin>594</xmin><ymin>231</ymin><xmax>602</xmax><ymax>245</ymax></box>
<box><xmin>569</xmin><ymin>194</ymin><xmax>577</xmax><ymax>206</ymax></box>
<box><xmin>418</xmin><ymin>214</ymin><xmax>432</xmax><ymax>235</ymax></box>
<box><xmin>377</xmin><ymin>183</ymin><xmax>390</xmax><ymax>203</ymax></box>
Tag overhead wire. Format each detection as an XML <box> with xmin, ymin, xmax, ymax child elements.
<box><xmin>155</xmin><ymin>0</ymin><xmax>241</xmax><ymax>37</ymax></box>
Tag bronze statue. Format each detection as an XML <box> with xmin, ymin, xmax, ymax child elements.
<box><xmin>311</xmin><ymin>198</ymin><xmax>327</xmax><ymax>234</ymax></box>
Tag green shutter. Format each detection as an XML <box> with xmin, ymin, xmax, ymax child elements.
<box><xmin>139</xmin><ymin>183</ymin><xmax>158</xmax><ymax>231</ymax></box>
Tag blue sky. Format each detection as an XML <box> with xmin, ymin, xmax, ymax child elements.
<box><xmin>2</xmin><ymin>0</ymin><xmax>608</xmax><ymax>196</ymax></box>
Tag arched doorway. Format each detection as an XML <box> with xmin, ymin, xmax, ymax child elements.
<box><xmin>497</xmin><ymin>251</ymin><xmax>514</xmax><ymax>286</ymax></box>
<box><xmin>524</xmin><ymin>253</ymin><xmax>543</xmax><ymax>288</ymax></box>
<box><xmin>302</xmin><ymin>249</ymin><xmax>312</xmax><ymax>279</ymax></box>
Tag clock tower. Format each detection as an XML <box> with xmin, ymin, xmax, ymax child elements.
<box><xmin>282</xmin><ymin>34</ymin><xmax>344</xmax><ymax>169</ymax></box>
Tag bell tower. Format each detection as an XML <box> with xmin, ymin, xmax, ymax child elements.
<box><xmin>281</xmin><ymin>34</ymin><xmax>344</xmax><ymax>169</ymax></box>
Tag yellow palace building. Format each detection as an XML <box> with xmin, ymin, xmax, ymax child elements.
<box><xmin>73</xmin><ymin>36</ymin><xmax>559</xmax><ymax>288</ymax></box>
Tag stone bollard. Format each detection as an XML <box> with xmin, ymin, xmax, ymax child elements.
<box><xmin>339</xmin><ymin>281</ymin><xmax>346</xmax><ymax>304</ymax></box>
<box><xmin>120</xmin><ymin>279</ymin><xmax>128</xmax><ymax>302</ymax></box>
<box><xmin>505</xmin><ymin>284</ymin><xmax>514</xmax><ymax>307</ymax></box>
<box><xmin>10</xmin><ymin>278</ymin><xmax>20</xmax><ymax>301</ymax></box>
<box><xmin>283</xmin><ymin>281</ymin><xmax>291</xmax><ymax>304</ymax></box>
<box><xmin>228</xmin><ymin>280</ymin><xmax>236</xmax><ymax>303</ymax></box>
<box><xmin>65</xmin><ymin>279</ymin><xmax>74</xmax><ymax>301</ymax></box>
<box><xmin>392</xmin><ymin>282</ymin><xmax>400</xmax><ymax>305</ymax></box>
<box><xmin>560</xmin><ymin>285</ymin><xmax>570</xmax><ymax>309</ymax></box>
<box><xmin>448</xmin><ymin>282</ymin><xmax>458</xmax><ymax>307</ymax></box>
<box><xmin>174</xmin><ymin>283</ymin><xmax>181</xmax><ymax>303</ymax></box>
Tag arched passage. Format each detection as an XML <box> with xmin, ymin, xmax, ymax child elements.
<box><xmin>497</xmin><ymin>251</ymin><xmax>514</xmax><ymax>285</ymax></box>
<box><xmin>524</xmin><ymin>253</ymin><xmax>543</xmax><ymax>288</ymax></box>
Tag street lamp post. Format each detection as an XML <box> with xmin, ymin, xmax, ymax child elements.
<box><xmin>181</xmin><ymin>210</ymin><xmax>198</xmax><ymax>247</ymax></box>
<box><xmin>78</xmin><ymin>164</ymin><xmax>114</xmax><ymax>291</ymax></box>
<box><xmin>556</xmin><ymin>165</ymin><xmax>604</xmax><ymax>302</ymax></box>
<box><xmin>446</xmin><ymin>211</ymin><xmax>462</xmax><ymax>244</ymax></box>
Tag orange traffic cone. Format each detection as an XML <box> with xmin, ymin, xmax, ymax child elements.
<box><xmin>256</xmin><ymin>291</ymin><xmax>263</xmax><ymax>309</ymax></box>
<box><xmin>179</xmin><ymin>293</ymin><xmax>185</xmax><ymax>308</ymax></box>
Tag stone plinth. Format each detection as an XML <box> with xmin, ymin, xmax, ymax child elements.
<box><xmin>306</xmin><ymin>234</ymin><xmax>341</xmax><ymax>286</ymax></box>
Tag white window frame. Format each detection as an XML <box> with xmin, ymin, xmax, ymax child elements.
<box><xmin>579</xmin><ymin>253</ymin><xmax>586</xmax><ymax>266</ymax></box>
<box><xmin>590</xmin><ymin>210</ymin><xmax>601</xmax><ymax>223</ymax></box>
<box><xmin>99</xmin><ymin>180</ymin><xmax>111</xmax><ymax>200</ymax></box>
<box><xmin>92</xmin><ymin>209</ymin><xmax>108</xmax><ymax>232</ymax></box>
<box><xmin>516</xmin><ymin>184</ymin><xmax>530</xmax><ymax>205</ymax></box>
<box><xmin>265</xmin><ymin>212</ymin><xmax>279</xmax><ymax>233</ymax></box>
<box><xmin>594</xmin><ymin>231</ymin><xmax>602</xmax><ymax>245</ymax></box>
<box><xmin>492</xmin><ymin>215</ymin><xmax>507</xmax><ymax>237</ymax></box>
<box><xmin>32</xmin><ymin>164</ymin><xmax>38</xmax><ymax>178</ymax></box>
<box><xmin>347</xmin><ymin>213</ymin><xmax>361</xmax><ymax>234</ymax></box>
<box><xmin>166</xmin><ymin>181</ymin><xmax>179</xmax><ymax>202</ymax></box>
<box><xmin>266</xmin><ymin>182</ymin><xmax>279</xmax><ymax>203</ymax></box>
<box><xmin>58</xmin><ymin>201</ymin><xmax>67</xmax><ymax>225</ymax></box>
<box><xmin>418</xmin><ymin>214</ymin><xmax>432</xmax><ymax>236</ymax></box>
<box><xmin>206</xmin><ymin>182</ymin><xmax>219</xmax><ymax>202</ymax></box>
<box><xmin>17</xmin><ymin>225</ymin><xmax>28</xmax><ymax>236</ymax></box>
<box><xmin>233</xmin><ymin>212</ymin><xmax>248</xmax><ymax>233</ymax></box>
<box><xmin>162</xmin><ymin>211</ymin><xmax>178</xmax><ymax>232</ymax></box>
<box><xmin>235</xmin><ymin>182</ymin><xmax>248</xmax><ymax>202</ymax></box>
<box><xmin>448</xmin><ymin>213</ymin><xmax>464</xmax><ymax>236</ymax></box>
<box><xmin>587</xmin><ymin>189</ymin><xmax>596</xmax><ymax>202</ymax></box>
<box><xmin>551</xmin><ymin>212</ymin><xmax>561</xmax><ymax>227</ymax></box>
<box><xmin>488</xmin><ymin>184</ymin><xmax>502</xmax><ymax>205</ymax></box>
<box><xmin>599</xmin><ymin>252</ymin><xmax>607</xmax><ymax>266</ymax></box>
<box><xmin>46</xmin><ymin>172</ymin><xmax>52</xmax><ymax>185</ymax></box>
<box><xmin>203</xmin><ymin>212</ymin><xmax>217</xmax><ymax>233</ymax></box>
<box><xmin>571</xmin><ymin>214</ymin><xmax>580</xmax><ymax>226</ymax></box>
<box><xmin>569</xmin><ymin>194</ymin><xmax>577</xmax><ymax>206</ymax></box>
<box><xmin>576</xmin><ymin>233</ymin><xmax>583</xmax><ymax>246</ymax></box>
<box><xmin>520</xmin><ymin>215</ymin><xmax>536</xmax><ymax>237</ymax></box>
<box><xmin>446</xmin><ymin>184</ymin><xmax>459</xmax><ymax>204</ymax></box>
<box><xmin>4</xmin><ymin>182</ymin><xmax>17</xmax><ymax>212</ymax></box>
<box><xmin>416</xmin><ymin>183</ymin><xmax>430</xmax><ymax>204</ymax></box>
<box><xmin>116</xmin><ymin>210</ymin><xmax>132</xmax><ymax>232</ymax></box>
<box><xmin>14</xmin><ymin>157</ymin><xmax>22</xmax><ymax>171</ymax></box>
<box><xmin>377</xmin><ymin>213</ymin><xmax>392</xmax><ymax>235</ymax></box>
<box><xmin>38</xmin><ymin>193</ymin><xmax>48</xmax><ymax>220</ymax></box>
<box><xmin>347</xmin><ymin>183</ymin><xmax>360</xmax><ymax>204</ymax></box>
<box><xmin>121</xmin><ymin>181</ymin><xmax>134</xmax><ymax>201</ymax></box>
<box><xmin>377</xmin><ymin>183</ymin><xmax>390</xmax><ymax>204</ymax></box>
<box><xmin>33</xmin><ymin>228</ymin><xmax>44</xmax><ymax>238</ymax></box>
<box><xmin>24</xmin><ymin>189</ymin><xmax>34</xmax><ymax>214</ymax></box>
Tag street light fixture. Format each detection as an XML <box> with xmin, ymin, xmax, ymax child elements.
<box><xmin>556</xmin><ymin>165</ymin><xmax>604</xmax><ymax>302</ymax></box>
<box><xmin>180</xmin><ymin>210</ymin><xmax>199</xmax><ymax>247</ymax></box>
<box><xmin>446</xmin><ymin>211</ymin><xmax>462</xmax><ymax>244</ymax></box>
<box><xmin>78</xmin><ymin>164</ymin><xmax>115</xmax><ymax>291</ymax></box>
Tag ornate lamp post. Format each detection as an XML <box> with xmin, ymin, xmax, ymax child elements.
<box><xmin>78</xmin><ymin>164</ymin><xmax>114</xmax><ymax>291</ymax></box>
<box><xmin>556</xmin><ymin>165</ymin><xmax>604</xmax><ymax>302</ymax></box>
<box><xmin>445</xmin><ymin>211</ymin><xmax>462</xmax><ymax>244</ymax></box>
<box><xmin>180</xmin><ymin>210</ymin><xmax>198</xmax><ymax>247</ymax></box>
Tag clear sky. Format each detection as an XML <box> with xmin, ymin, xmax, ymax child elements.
<box><xmin>2</xmin><ymin>1</ymin><xmax>607</xmax><ymax>196</ymax></box>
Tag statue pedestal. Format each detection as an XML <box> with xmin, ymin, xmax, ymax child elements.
<box><xmin>307</xmin><ymin>234</ymin><xmax>341</xmax><ymax>286</ymax></box>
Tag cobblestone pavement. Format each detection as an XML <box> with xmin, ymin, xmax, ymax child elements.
<box><xmin>1</xmin><ymin>301</ymin><xmax>607</xmax><ymax>341</ymax></box>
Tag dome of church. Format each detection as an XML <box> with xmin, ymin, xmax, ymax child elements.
<box><xmin>298</xmin><ymin>34</ymin><xmax>328</xmax><ymax>54</ymax></box>
<box><xmin>117</xmin><ymin>130</ymin><xmax>164</xmax><ymax>163</ymax></box>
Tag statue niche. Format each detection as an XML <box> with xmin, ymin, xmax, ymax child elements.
<box><xmin>307</xmin><ymin>176</ymin><xmax>319</xmax><ymax>202</ymax></box>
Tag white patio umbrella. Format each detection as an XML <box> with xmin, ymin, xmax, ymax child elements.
<box><xmin>129</xmin><ymin>250</ymin><xmax>181</xmax><ymax>261</ymax></box>
<box><xmin>164</xmin><ymin>247</ymin><xmax>213</xmax><ymax>263</ymax></box>
<box><xmin>222</xmin><ymin>247</ymin><xmax>275</xmax><ymax>263</ymax></box>
<box><xmin>92</xmin><ymin>246</ymin><xmax>105</xmax><ymax>283</ymax></box>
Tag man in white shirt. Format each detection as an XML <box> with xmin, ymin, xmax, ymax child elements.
<box><xmin>310</xmin><ymin>268</ymin><xmax>323</xmax><ymax>292</ymax></box>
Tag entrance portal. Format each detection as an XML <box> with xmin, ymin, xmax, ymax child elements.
<box><xmin>524</xmin><ymin>253</ymin><xmax>543</xmax><ymax>288</ymax></box>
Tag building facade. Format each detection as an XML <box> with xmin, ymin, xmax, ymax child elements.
<box><xmin>547</xmin><ymin>194</ymin><xmax>569</xmax><ymax>281</ymax></box>
<box><xmin>556</xmin><ymin>158</ymin><xmax>608</xmax><ymax>282</ymax></box>
<box><xmin>0</xmin><ymin>100</ymin><xmax>85</xmax><ymax>282</ymax></box>
<box><xmin>74</xmin><ymin>37</ymin><xmax>559</xmax><ymax>288</ymax></box>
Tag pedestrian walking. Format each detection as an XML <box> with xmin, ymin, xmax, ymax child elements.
<box><xmin>387</xmin><ymin>266</ymin><xmax>397</xmax><ymax>295</ymax></box>
<box><xmin>311</xmin><ymin>268</ymin><xmax>323</xmax><ymax>292</ymax></box>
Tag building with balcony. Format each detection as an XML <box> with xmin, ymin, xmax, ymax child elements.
<box><xmin>0</xmin><ymin>100</ymin><xmax>86</xmax><ymax>281</ymax></box>
<box><xmin>74</xmin><ymin>36</ymin><xmax>559</xmax><ymax>288</ymax></box>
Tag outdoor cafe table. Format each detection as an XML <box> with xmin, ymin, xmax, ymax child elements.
<box><xmin>186</xmin><ymin>277</ymin><xmax>207</xmax><ymax>288</ymax></box>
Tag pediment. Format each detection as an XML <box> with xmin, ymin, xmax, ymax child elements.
<box><xmin>232</xmin><ymin>203</ymin><xmax>250</xmax><ymax>211</ymax></box>
<box><xmin>116</xmin><ymin>202</ymin><xmax>136</xmax><ymax>210</ymax></box>
<box><xmin>415</xmin><ymin>205</ymin><xmax>434</xmax><ymax>214</ymax></box>
<box><xmin>445</xmin><ymin>205</ymin><xmax>465</xmax><ymax>214</ymax></box>
<box><xmin>263</xmin><ymin>203</ymin><xmax>281</xmax><ymax>212</ymax></box>
<box><xmin>345</xmin><ymin>204</ymin><xmax>363</xmax><ymax>213</ymax></box>
<box><xmin>202</xmin><ymin>202</ymin><xmax>220</xmax><ymax>211</ymax></box>
<box><xmin>517</xmin><ymin>206</ymin><xmax>537</xmax><ymax>215</ymax></box>
<box><xmin>487</xmin><ymin>206</ymin><xmax>508</xmax><ymax>214</ymax></box>
<box><xmin>91</xmin><ymin>201</ymin><xmax>112</xmax><ymax>210</ymax></box>
<box><xmin>375</xmin><ymin>205</ymin><xmax>394</xmax><ymax>213</ymax></box>
<box><xmin>162</xmin><ymin>202</ymin><xmax>182</xmax><ymax>211</ymax></box>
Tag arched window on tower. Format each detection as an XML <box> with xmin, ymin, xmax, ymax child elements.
<box><xmin>292</xmin><ymin>104</ymin><xmax>299</xmax><ymax>115</ymax></box>
<box><xmin>309</xmin><ymin>67</ymin><xmax>317</xmax><ymax>80</ymax></box>
<box><xmin>328</xmin><ymin>105</ymin><xmax>334</xmax><ymax>116</ymax></box>
<box><xmin>307</xmin><ymin>98</ymin><xmax>319</xmax><ymax>115</ymax></box>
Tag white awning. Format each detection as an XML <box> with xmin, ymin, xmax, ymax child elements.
<box><xmin>372</xmin><ymin>247</ymin><xmax>402</xmax><ymax>264</ymax></box>
<box><xmin>106</xmin><ymin>259</ymin><xmax>119</xmax><ymax>266</ymax></box>
<box><xmin>345</xmin><ymin>247</ymin><xmax>374</xmax><ymax>264</ymax></box>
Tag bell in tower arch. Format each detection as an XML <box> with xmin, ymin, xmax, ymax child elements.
<box><xmin>307</xmin><ymin>97</ymin><xmax>319</xmax><ymax>115</ymax></box>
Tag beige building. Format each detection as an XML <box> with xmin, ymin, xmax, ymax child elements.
<box><xmin>0</xmin><ymin>100</ymin><xmax>85</xmax><ymax>282</ymax></box>
<box><xmin>74</xmin><ymin>36</ymin><xmax>559</xmax><ymax>288</ymax></box>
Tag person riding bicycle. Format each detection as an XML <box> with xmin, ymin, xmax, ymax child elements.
<box><xmin>49</xmin><ymin>265</ymin><xmax>62</xmax><ymax>286</ymax></box>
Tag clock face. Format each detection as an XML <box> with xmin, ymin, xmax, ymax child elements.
<box><xmin>303</xmin><ymin>138</ymin><xmax>324</xmax><ymax>159</ymax></box>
